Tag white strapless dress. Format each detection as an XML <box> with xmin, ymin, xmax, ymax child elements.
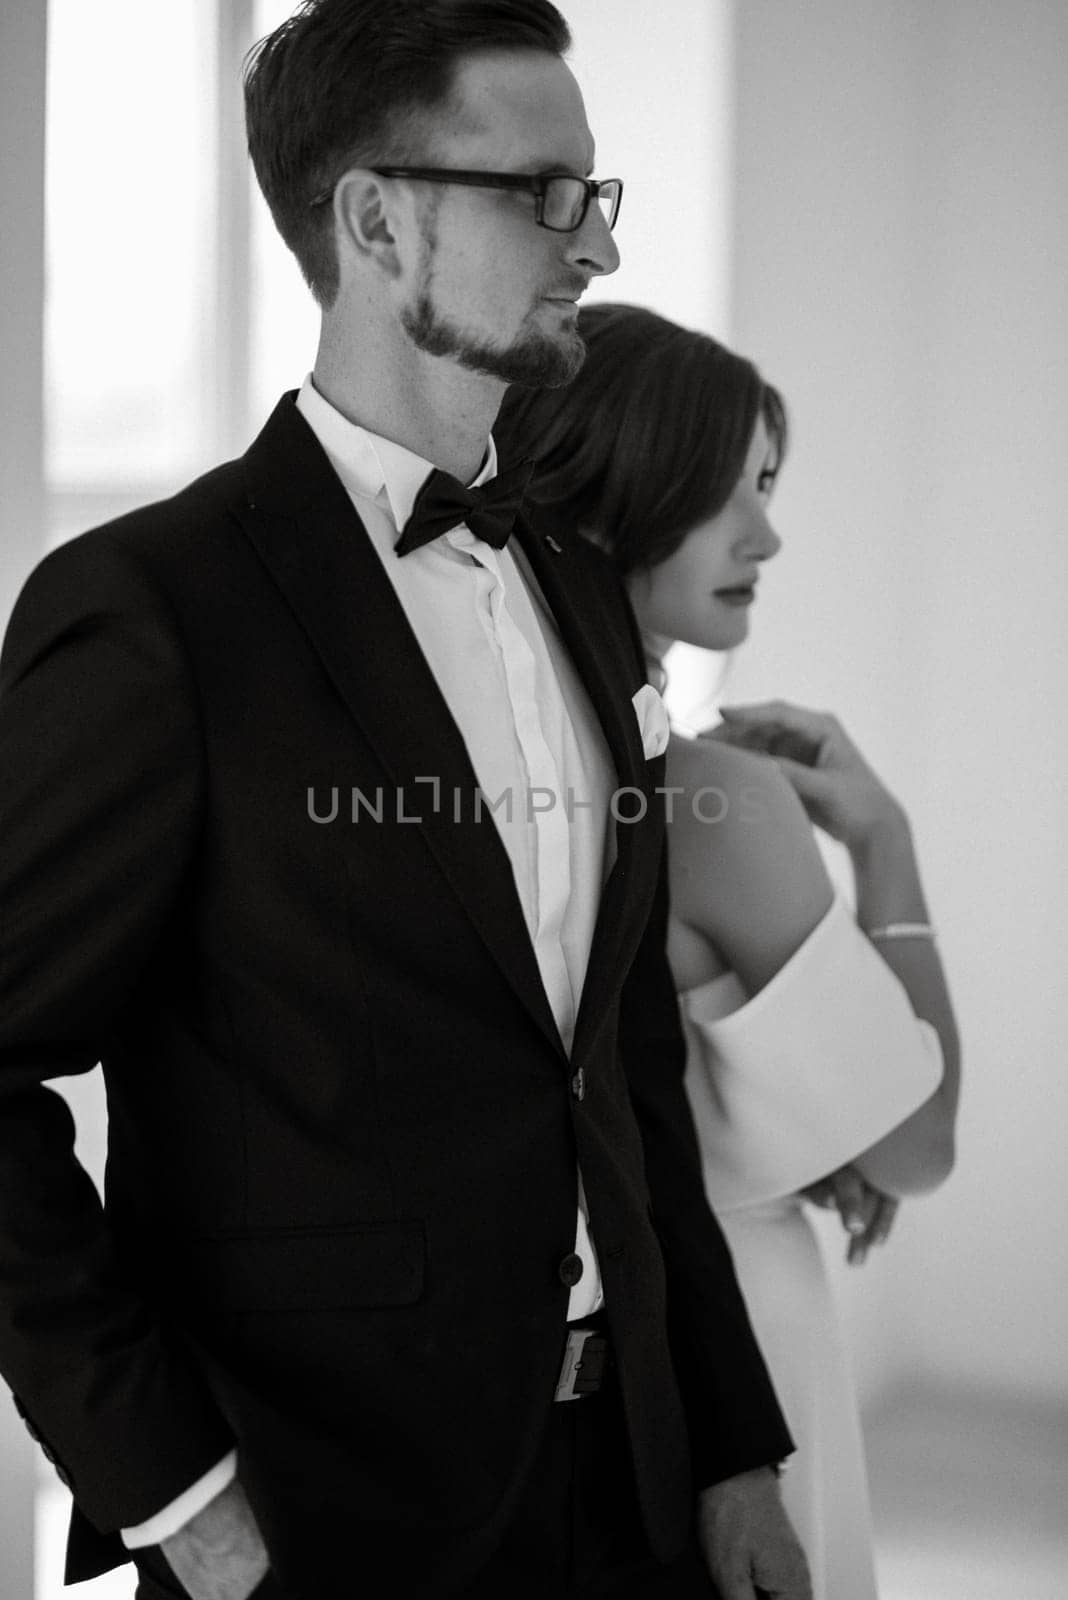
<box><xmin>680</xmin><ymin>896</ymin><xmax>943</xmax><ymax>1600</ymax></box>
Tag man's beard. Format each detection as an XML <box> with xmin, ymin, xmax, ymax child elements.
<box><xmin>399</xmin><ymin>231</ymin><xmax>586</xmax><ymax>389</ymax></box>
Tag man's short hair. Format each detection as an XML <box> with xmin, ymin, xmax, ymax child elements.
<box><xmin>244</xmin><ymin>0</ymin><xmax>572</xmax><ymax>307</ymax></box>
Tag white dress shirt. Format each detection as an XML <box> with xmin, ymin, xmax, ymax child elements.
<box><xmin>123</xmin><ymin>378</ymin><xmax>615</xmax><ymax>1546</ymax></box>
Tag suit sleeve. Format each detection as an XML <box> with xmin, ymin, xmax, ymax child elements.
<box><xmin>619</xmin><ymin>832</ymin><xmax>794</xmax><ymax>1486</ymax></box>
<box><xmin>601</xmin><ymin>544</ymin><xmax>795</xmax><ymax>1485</ymax></box>
<box><xmin>0</xmin><ymin>535</ymin><xmax>234</xmax><ymax>1530</ymax></box>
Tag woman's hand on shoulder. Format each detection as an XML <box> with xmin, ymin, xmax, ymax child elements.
<box><xmin>710</xmin><ymin>700</ymin><xmax>907</xmax><ymax>855</ymax></box>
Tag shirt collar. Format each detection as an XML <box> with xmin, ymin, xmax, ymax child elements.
<box><xmin>296</xmin><ymin>373</ymin><xmax>499</xmax><ymax>535</ymax></box>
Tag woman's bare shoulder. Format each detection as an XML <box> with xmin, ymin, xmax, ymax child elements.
<box><xmin>664</xmin><ymin>732</ymin><xmax>812</xmax><ymax>856</ymax></box>
<box><xmin>663</xmin><ymin>732</ymin><xmax>834</xmax><ymax>990</ymax></box>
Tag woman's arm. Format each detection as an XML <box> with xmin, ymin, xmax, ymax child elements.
<box><xmin>844</xmin><ymin>808</ymin><xmax>959</xmax><ymax>1191</ymax></box>
<box><xmin>716</xmin><ymin>701</ymin><xmax>960</xmax><ymax>1196</ymax></box>
<box><xmin>667</xmin><ymin>737</ymin><xmax>939</xmax><ymax>1218</ymax></box>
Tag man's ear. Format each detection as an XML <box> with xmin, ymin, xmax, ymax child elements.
<box><xmin>334</xmin><ymin>169</ymin><xmax>404</xmax><ymax>280</ymax></box>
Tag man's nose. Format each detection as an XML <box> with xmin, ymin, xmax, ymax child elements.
<box><xmin>569</xmin><ymin>202</ymin><xmax>621</xmax><ymax>278</ymax></box>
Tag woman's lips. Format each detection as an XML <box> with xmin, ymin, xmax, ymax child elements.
<box><xmin>714</xmin><ymin>585</ymin><xmax>757</xmax><ymax>607</ymax></box>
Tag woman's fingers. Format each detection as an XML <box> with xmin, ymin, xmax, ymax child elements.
<box><xmin>770</xmin><ymin>755</ymin><xmax>827</xmax><ymax>797</ymax></box>
<box><xmin>847</xmin><ymin>1188</ymin><xmax>899</xmax><ymax>1265</ymax></box>
<box><xmin>718</xmin><ymin>702</ymin><xmax>850</xmax><ymax>769</ymax></box>
<box><xmin>801</xmin><ymin>1167</ymin><xmax>898</xmax><ymax>1266</ymax></box>
<box><xmin>829</xmin><ymin>1167</ymin><xmax>871</xmax><ymax>1239</ymax></box>
<box><xmin>866</xmin><ymin>1193</ymin><xmax>900</xmax><ymax>1249</ymax></box>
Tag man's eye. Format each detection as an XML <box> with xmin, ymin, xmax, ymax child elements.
<box><xmin>757</xmin><ymin>469</ymin><xmax>777</xmax><ymax>495</ymax></box>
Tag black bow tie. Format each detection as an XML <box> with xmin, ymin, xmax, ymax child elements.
<box><xmin>395</xmin><ymin>458</ymin><xmax>535</xmax><ymax>557</ymax></box>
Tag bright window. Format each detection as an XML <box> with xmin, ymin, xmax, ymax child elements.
<box><xmin>42</xmin><ymin>0</ymin><xmax>318</xmax><ymax>549</ymax></box>
<box><xmin>44</xmin><ymin>0</ymin><xmax>219</xmax><ymax>495</ymax></box>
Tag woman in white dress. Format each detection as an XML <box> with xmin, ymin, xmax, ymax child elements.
<box><xmin>496</xmin><ymin>303</ymin><xmax>961</xmax><ymax>1600</ymax></box>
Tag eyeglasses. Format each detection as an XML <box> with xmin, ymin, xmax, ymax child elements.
<box><xmin>309</xmin><ymin>167</ymin><xmax>624</xmax><ymax>233</ymax></box>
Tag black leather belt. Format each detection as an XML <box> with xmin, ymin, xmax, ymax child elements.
<box><xmin>554</xmin><ymin>1317</ymin><xmax>612</xmax><ymax>1402</ymax></box>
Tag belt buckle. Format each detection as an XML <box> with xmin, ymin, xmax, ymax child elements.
<box><xmin>554</xmin><ymin>1326</ymin><xmax>606</xmax><ymax>1403</ymax></box>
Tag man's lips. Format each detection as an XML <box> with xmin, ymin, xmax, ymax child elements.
<box><xmin>541</xmin><ymin>296</ymin><xmax>582</xmax><ymax>320</ymax></box>
<box><xmin>544</xmin><ymin>281</ymin><xmax>588</xmax><ymax>303</ymax></box>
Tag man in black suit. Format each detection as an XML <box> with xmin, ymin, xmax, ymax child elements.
<box><xmin>0</xmin><ymin>4</ymin><xmax>809</xmax><ymax>1596</ymax></box>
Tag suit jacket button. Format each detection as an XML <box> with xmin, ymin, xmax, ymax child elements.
<box><xmin>558</xmin><ymin>1252</ymin><xmax>584</xmax><ymax>1287</ymax></box>
<box><xmin>570</xmin><ymin>1068</ymin><xmax>586</xmax><ymax>1101</ymax></box>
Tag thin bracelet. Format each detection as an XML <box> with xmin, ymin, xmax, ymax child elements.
<box><xmin>866</xmin><ymin>921</ymin><xmax>936</xmax><ymax>942</ymax></box>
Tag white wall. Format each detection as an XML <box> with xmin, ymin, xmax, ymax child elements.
<box><xmin>727</xmin><ymin>0</ymin><xmax>1068</xmax><ymax>1406</ymax></box>
<box><xmin>562</xmin><ymin>0</ymin><xmax>733</xmax><ymax>334</ymax></box>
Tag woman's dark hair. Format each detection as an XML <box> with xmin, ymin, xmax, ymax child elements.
<box><xmin>495</xmin><ymin>302</ymin><xmax>787</xmax><ymax>576</ymax></box>
<box><xmin>244</xmin><ymin>0</ymin><xmax>571</xmax><ymax>307</ymax></box>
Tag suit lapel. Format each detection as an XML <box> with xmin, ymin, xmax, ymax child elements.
<box><xmin>512</xmin><ymin>513</ymin><xmax>647</xmax><ymax>793</ymax></box>
<box><xmin>511</xmin><ymin>512</ymin><xmax>660</xmax><ymax>1063</ymax></box>
<box><xmin>234</xmin><ymin>396</ymin><xmax>563</xmax><ymax>1055</ymax></box>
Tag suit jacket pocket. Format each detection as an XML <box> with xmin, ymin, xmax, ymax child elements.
<box><xmin>186</xmin><ymin>1221</ymin><xmax>425</xmax><ymax>1311</ymax></box>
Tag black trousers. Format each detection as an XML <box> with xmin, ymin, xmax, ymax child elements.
<box><xmin>457</xmin><ymin>1383</ymin><xmax>717</xmax><ymax>1599</ymax></box>
<box><xmin>133</xmin><ymin>1387</ymin><xmax>716</xmax><ymax>1600</ymax></box>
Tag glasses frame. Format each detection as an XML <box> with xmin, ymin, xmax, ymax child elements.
<box><xmin>309</xmin><ymin>166</ymin><xmax>624</xmax><ymax>232</ymax></box>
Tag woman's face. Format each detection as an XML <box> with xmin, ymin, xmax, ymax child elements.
<box><xmin>625</xmin><ymin>415</ymin><xmax>782</xmax><ymax>653</ymax></box>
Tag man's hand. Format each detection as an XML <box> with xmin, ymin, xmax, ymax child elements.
<box><xmin>802</xmin><ymin>1162</ymin><xmax>900</xmax><ymax>1265</ymax></box>
<box><xmin>696</xmin><ymin>1467</ymin><xmax>811</xmax><ymax>1600</ymax></box>
<box><xmin>159</xmin><ymin>1477</ymin><xmax>270</xmax><ymax>1600</ymax></box>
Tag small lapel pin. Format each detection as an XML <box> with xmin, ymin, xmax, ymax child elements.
<box><xmin>544</xmin><ymin>535</ymin><xmax>563</xmax><ymax>554</ymax></box>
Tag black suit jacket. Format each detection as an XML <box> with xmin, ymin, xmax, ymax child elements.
<box><xmin>0</xmin><ymin>396</ymin><xmax>790</xmax><ymax>1597</ymax></box>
